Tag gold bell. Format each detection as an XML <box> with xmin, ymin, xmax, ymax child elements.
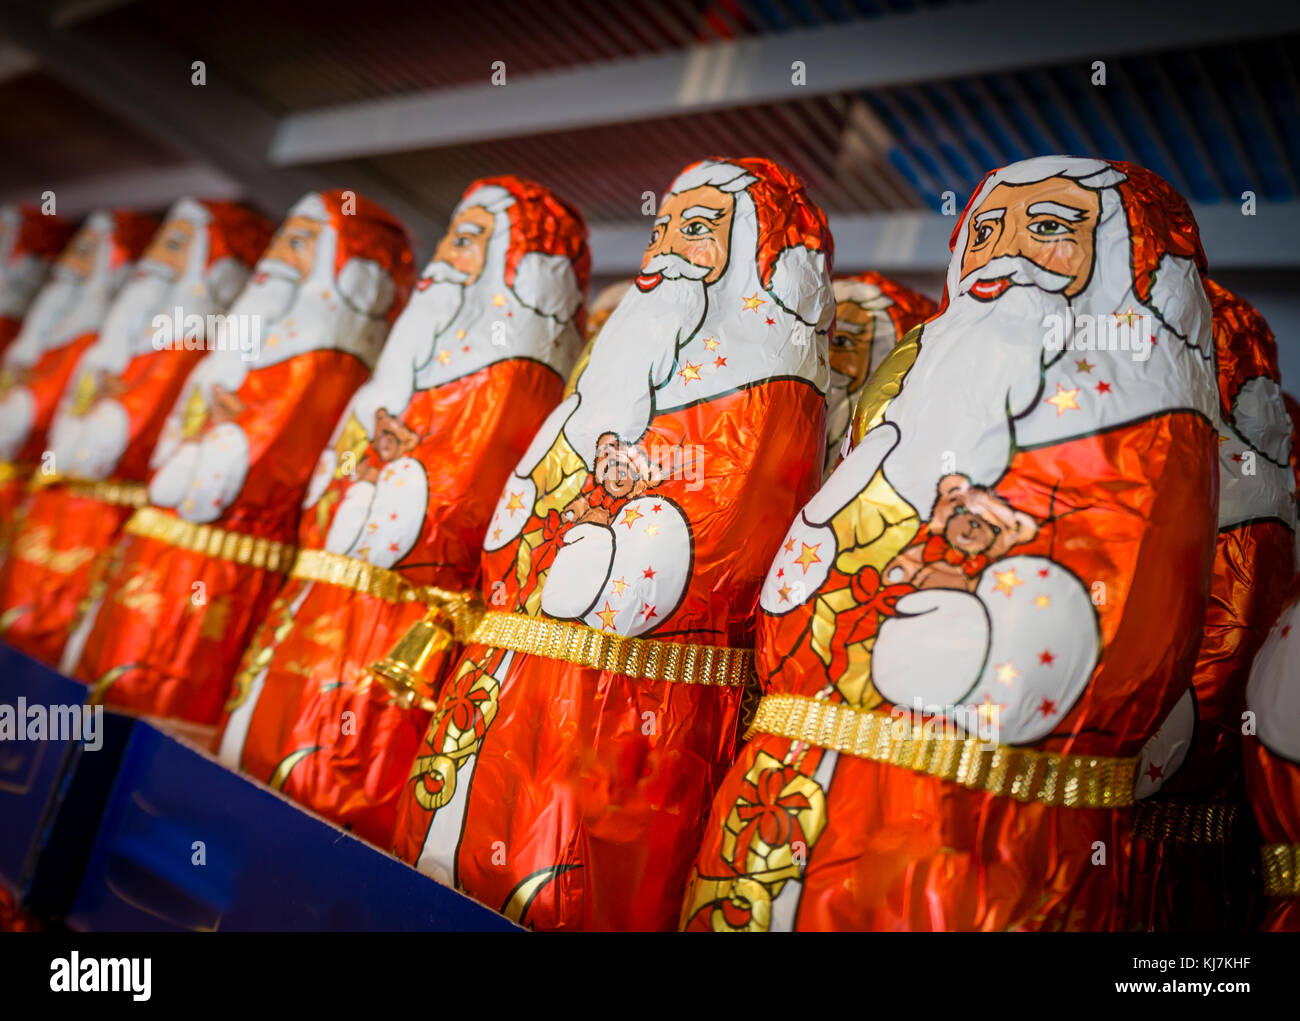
<box><xmin>369</xmin><ymin>606</ymin><xmax>453</xmax><ymax>712</ymax></box>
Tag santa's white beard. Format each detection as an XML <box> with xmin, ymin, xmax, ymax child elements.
<box><xmin>394</xmin><ymin>276</ymin><xmax>466</xmax><ymax>365</ymax></box>
<box><xmin>882</xmin><ymin>281</ymin><xmax>1069</xmax><ymax>511</ymax></box>
<box><xmin>564</xmin><ymin>271</ymin><xmax>707</xmax><ymax>465</ymax></box>
<box><xmin>7</xmin><ymin>275</ymin><xmax>80</xmax><ymax>367</ymax></box>
<box><xmin>825</xmin><ymin>368</ymin><xmax>855</xmax><ymax>447</ymax></box>
<box><xmin>230</xmin><ymin>261</ymin><xmax>300</xmax><ymax>325</ymax></box>
<box><xmin>49</xmin><ymin>397</ymin><xmax>129</xmax><ymax>480</ymax></box>
<box><xmin>94</xmin><ymin>264</ymin><xmax>177</xmax><ymax>369</ymax></box>
<box><xmin>0</xmin><ymin>385</ymin><xmax>34</xmax><ymax>461</ymax></box>
<box><xmin>0</xmin><ymin>255</ymin><xmax>46</xmax><ymax>319</ymax></box>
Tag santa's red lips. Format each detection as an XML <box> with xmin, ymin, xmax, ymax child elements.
<box><xmin>635</xmin><ymin>273</ymin><xmax>662</xmax><ymax>292</ymax></box>
<box><xmin>968</xmin><ymin>276</ymin><xmax>1013</xmax><ymax>301</ymax></box>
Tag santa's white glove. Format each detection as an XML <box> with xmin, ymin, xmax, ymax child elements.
<box><xmin>872</xmin><ymin>589</ymin><xmax>990</xmax><ymax>708</ymax></box>
<box><xmin>541</xmin><ymin>523</ymin><xmax>614</xmax><ymax>620</ymax></box>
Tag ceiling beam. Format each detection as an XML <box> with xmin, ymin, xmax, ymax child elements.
<box><xmin>0</xmin><ymin>163</ymin><xmax>243</xmax><ymax>218</ymax></box>
<box><xmin>270</xmin><ymin>0</ymin><xmax>1300</xmax><ymax>165</ymax></box>
<box><xmin>0</xmin><ymin>1</ymin><xmax>440</xmax><ymax>246</ymax></box>
<box><xmin>588</xmin><ymin>200</ymin><xmax>1300</xmax><ymax>276</ymax></box>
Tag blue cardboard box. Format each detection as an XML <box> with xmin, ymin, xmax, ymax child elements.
<box><xmin>64</xmin><ymin>718</ymin><xmax>521</xmax><ymax>931</ymax></box>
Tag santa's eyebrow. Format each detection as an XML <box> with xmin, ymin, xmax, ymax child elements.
<box><xmin>455</xmin><ymin>221</ymin><xmax>486</xmax><ymax>235</ymax></box>
<box><xmin>1027</xmin><ymin>201</ymin><xmax>1087</xmax><ymax>221</ymax></box>
<box><xmin>680</xmin><ymin>204</ymin><xmax>725</xmax><ymax>221</ymax></box>
<box><xmin>654</xmin><ymin>216</ymin><xmax>670</xmax><ymax>228</ymax></box>
<box><xmin>836</xmin><ymin>319</ymin><xmax>866</xmax><ymax>334</ymax></box>
<box><xmin>972</xmin><ymin>208</ymin><xmax>1005</xmax><ymax>226</ymax></box>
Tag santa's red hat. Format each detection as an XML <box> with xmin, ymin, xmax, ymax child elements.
<box><xmin>6</xmin><ymin>205</ymin><xmax>75</xmax><ymax>264</ymax></box>
<box><xmin>669</xmin><ymin>156</ymin><xmax>834</xmax><ymax>329</ymax></box>
<box><xmin>455</xmin><ymin>175</ymin><xmax>590</xmax><ymax>327</ymax></box>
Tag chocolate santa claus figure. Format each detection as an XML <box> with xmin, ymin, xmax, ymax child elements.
<box><xmin>681</xmin><ymin>156</ymin><xmax>1221</xmax><ymax>932</ymax></box>
<box><xmin>0</xmin><ymin>210</ymin><xmax>156</xmax><ymax>555</ymax></box>
<box><xmin>0</xmin><ymin>205</ymin><xmax>75</xmax><ymax>358</ymax></box>
<box><xmin>0</xmin><ymin>200</ymin><xmax>271</xmax><ymax>666</ymax></box>
<box><xmin>70</xmin><ymin>191</ymin><xmax>413</xmax><ymax>730</ymax></box>
<box><xmin>1244</xmin><ymin>575</ymin><xmax>1300</xmax><ymax>930</ymax></box>
<box><xmin>391</xmin><ymin>157</ymin><xmax>836</xmax><ymax>930</ymax></box>
<box><xmin>1127</xmin><ymin>282</ymin><xmax>1295</xmax><ymax>930</ymax></box>
<box><xmin>216</xmin><ymin>177</ymin><xmax>588</xmax><ymax>846</ymax></box>
<box><xmin>824</xmin><ymin>273</ymin><xmax>935</xmax><ymax>476</ymax></box>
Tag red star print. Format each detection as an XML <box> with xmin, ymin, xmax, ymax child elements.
<box><xmin>1037</xmin><ymin>698</ymin><xmax>1057</xmax><ymax>717</ymax></box>
<box><xmin>388</xmin><ymin>542</ymin><xmax>399</xmax><ymax>552</ymax></box>
<box><xmin>714</xmin><ymin>356</ymin><xmax>727</xmax><ymax>368</ymax></box>
<box><xmin>776</xmin><ymin>567</ymin><xmax>784</xmax><ymax>578</ymax></box>
<box><xmin>642</xmin><ymin>603</ymin><xmax>657</xmax><ymax>619</ymax></box>
<box><xmin>461</xmin><ymin>345</ymin><xmax>470</xmax><ymax>353</ymax></box>
<box><xmin>1282</xmin><ymin>625</ymin><xmax>1291</xmax><ymax>638</ymax></box>
<box><xmin>643</xmin><ymin>566</ymin><xmax>656</xmax><ymax>579</ymax></box>
<box><xmin>1037</xmin><ymin>568</ymin><xmax>1049</xmax><ymax>579</ymax></box>
<box><xmin>765</xmin><ymin>317</ymin><xmax>775</xmax><ymax>326</ymax></box>
<box><xmin>1039</xmin><ymin>650</ymin><xmax>1055</xmax><ymax>666</ymax></box>
<box><xmin>389</xmin><ymin>512</ymin><xmax>397</xmax><ymax>520</ymax></box>
<box><xmin>1145</xmin><ymin>762</ymin><xmax>1164</xmax><ymax>782</ymax></box>
<box><xmin>1231</xmin><ymin>453</ymin><xmax>1243</xmax><ymax>463</ymax></box>
<box><xmin>1095</xmin><ymin>380</ymin><xmax>1111</xmax><ymax>394</ymax></box>
<box><xmin>652</xmin><ymin>504</ymin><xmax>662</xmax><ymax>513</ymax></box>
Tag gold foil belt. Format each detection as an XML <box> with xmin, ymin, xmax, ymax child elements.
<box><xmin>468</xmin><ymin>610</ymin><xmax>751</xmax><ymax>688</ymax></box>
<box><xmin>748</xmin><ymin>692</ymin><xmax>1138</xmax><ymax>809</ymax></box>
<box><xmin>32</xmin><ymin>472</ymin><xmax>148</xmax><ymax>507</ymax></box>
<box><xmin>293</xmin><ymin>548</ymin><xmax>420</xmax><ymax>603</ymax></box>
<box><xmin>124</xmin><ymin>506</ymin><xmax>295</xmax><ymax>572</ymax></box>
<box><xmin>291</xmin><ymin>547</ymin><xmax>481</xmax><ymax>638</ymax></box>
<box><xmin>1132</xmin><ymin>800</ymin><xmax>1238</xmax><ymax>844</ymax></box>
<box><xmin>1261</xmin><ymin>844</ymin><xmax>1300</xmax><ymax>897</ymax></box>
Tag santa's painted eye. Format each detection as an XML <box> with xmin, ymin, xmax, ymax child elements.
<box><xmin>1029</xmin><ymin>219</ymin><xmax>1070</xmax><ymax>237</ymax></box>
<box><xmin>973</xmin><ymin>224</ymin><xmax>994</xmax><ymax>245</ymax></box>
<box><xmin>681</xmin><ymin>221</ymin><xmax>711</xmax><ymax>238</ymax></box>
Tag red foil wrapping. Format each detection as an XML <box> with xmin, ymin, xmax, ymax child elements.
<box><xmin>1244</xmin><ymin>576</ymin><xmax>1300</xmax><ymax>930</ymax></box>
<box><xmin>682</xmin><ymin>157</ymin><xmax>1221</xmax><ymax>931</ymax></box>
<box><xmin>1126</xmin><ymin>281</ymin><xmax>1295</xmax><ymax>930</ymax></box>
<box><xmin>391</xmin><ymin>157</ymin><xmax>837</xmax><ymax>930</ymax></box>
<box><xmin>217</xmin><ymin>176</ymin><xmax>590</xmax><ymax>846</ymax></box>
<box><xmin>0</xmin><ymin>210</ymin><xmax>156</xmax><ymax>553</ymax></box>
<box><xmin>70</xmin><ymin>191</ymin><xmax>414</xmax><ymax>727</ymax></box>
<box><xmin>0</xmin><ymin>200</ymin><xmax>272</xmax><ymax>666</ymax></box>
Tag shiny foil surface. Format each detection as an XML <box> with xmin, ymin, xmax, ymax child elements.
<box><xmin>0</xmin><ymin>205</ymin><xmax>75</xmax><ymax>360</ymax></box>
<box><xmin>682</xmin><ymin>157</ymin><xmax>1222</xmax><ymax>931</ymax></box>
<box><xmin>392</xmin><ymin>157</ymin><xmax>836</xmax><ymax>930</ymax></box>
<box><xmin>1244</xmin><ymin>576</ymin><xmax>1300</xmax><ymax>931</ymax></box>
<box><xmin>0</xmin><ymin>209</ymin><xmax>157</xmax><ymax>558</ymax></box>
<box><xmin>825</xmin><ymin>272</ymin><xmax>936</xmax><ymax>476</ymax></box>
<box><xmin>1126</xmin><ymin>280</ymin><xmax>1296</xmax><ymax>930</ymax></box>
<box><xmin>0</xmin><ymin>200</ymin><xmax>272</xmax><ymax>665</ymax></box>
<box><xmin>218</xmin><ymin>176</ymin><xmax>590</xmax><ymax>845</ymax></box>
<box><xmin>71</xmin><ymin>190</ymin><xmax>415</xmax><ymax>726</ymax></box>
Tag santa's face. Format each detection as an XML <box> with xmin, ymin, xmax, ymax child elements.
<box><xmin>960</xmin><ymin>176</ymin><xmax>1100</xmax><ymax>300</ymax></box>
<box><xmin>141</xmin><ymin>218</ymin><xmax>196</xmax><ymax>276</ymax></box>
<box><xmin>431</xmin><ymin>205</ymin><xmax>495</xmax><ymax>287</ymax></box>
<box><xmin>829</xmin><ymin>299</ymin><xmax>878</xmax><ymax>391</ymax></box>
<box><xmin>260</xmin><ymin>215</ymin><xmax>323</xmax><ymax>279</ymax></box>
<box><xmin>55</xmin><ymin>226</ymin><xmax>101</xmax><ymax>279</ymax></box>
<box><xmin>640</xmin><ymin>185</ymin><xmax>736</xmax><ymax>289</ymax></box>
